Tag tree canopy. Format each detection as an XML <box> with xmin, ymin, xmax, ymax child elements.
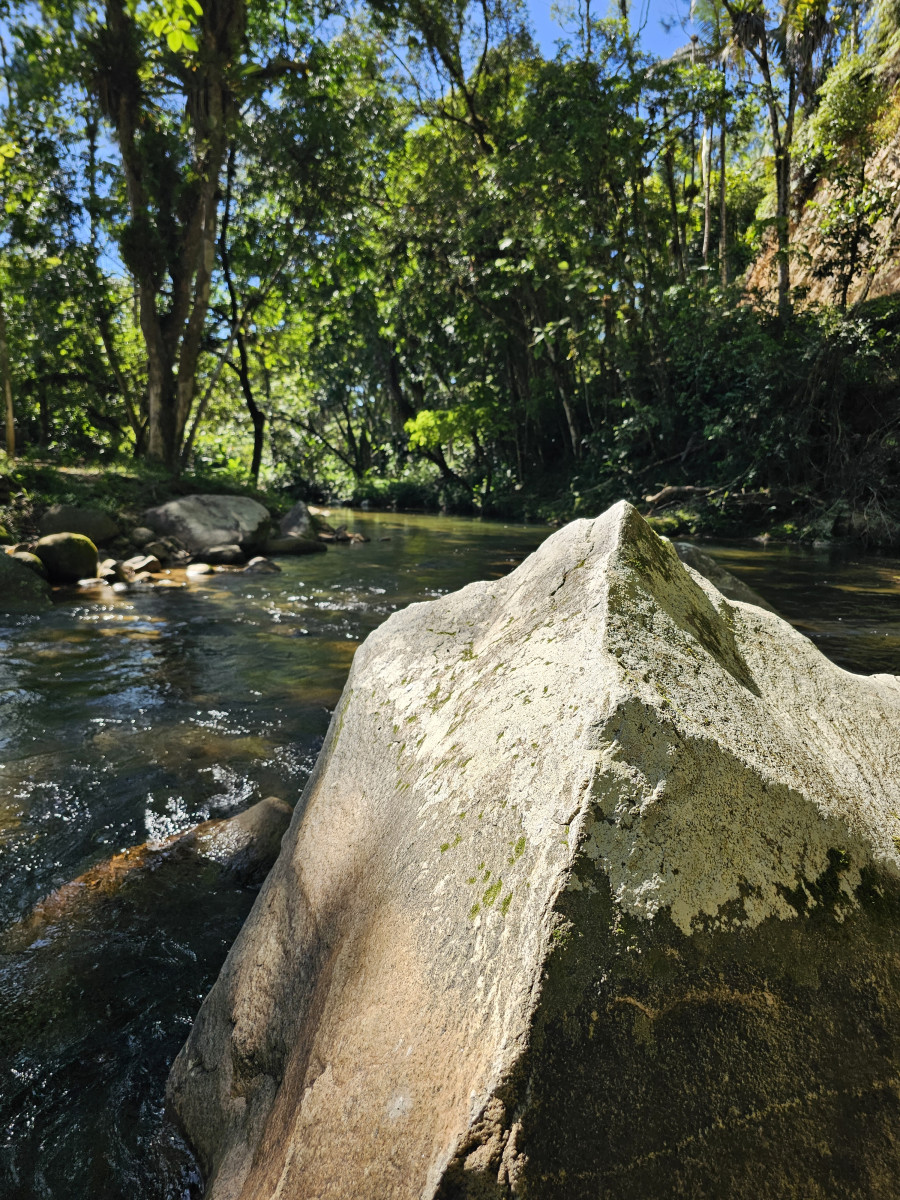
<box><xmin>1</xmin><ymin>0</ymin><xmax>899</xmax><ymax>531</ymax></box>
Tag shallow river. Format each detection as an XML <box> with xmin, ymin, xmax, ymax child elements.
<box><xmin>0</xmin><ymin>511</ymin><xmax>898</xmax><ymax>1198</ymax></box>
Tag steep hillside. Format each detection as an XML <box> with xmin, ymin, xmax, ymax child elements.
<box><xmin>747</xmin><ymin>113</ymin><xmax>900</xmax><ymax>307</ymax></box>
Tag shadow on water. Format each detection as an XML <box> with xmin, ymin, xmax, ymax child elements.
<box><xmin>0</xmin><ymin>510</ymin><xmax>897</xmax><ymax>1197</ymax></box>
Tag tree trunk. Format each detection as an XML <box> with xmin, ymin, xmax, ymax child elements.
<box><xmin>240</xmin><ymin>333</ymin><xmax>266</xmax><ymax>484</ymax></box>
<box><xmin>664</xmin><ymin>145</ymin><xmax>686</xmax><ymax>282</ymax></box>
<box><xmin>0</xmin><ymin>287</ymin><xmax>14</xmax><ymax>459</ymax></box>
<box><xmin>99</xmin><ymin>0</ymin><xmax>244</xmax><ymax>471</ymax></box>
<box><xmin>701</xmin><ymin>122</ymin><xmax>712</xmax><ymax>268</ymax></box>
<box><xmin>775</xmin><ymin>144</ymin><xmax>792</xmax><ymax>320</ymax></box>
<box><xmin>219</xmin><ymin>142</ymin><xmax>265</xmax><ymax>482</ymax></box>
<box><xmin>756</xmin><ymin>44</ymin><xmax>794</xmax><ymax>322</ymax></box>
<box><xmin>719</xmin><ymin>108</ymin><xmax>728</xmax><ymax>287</ymax></box>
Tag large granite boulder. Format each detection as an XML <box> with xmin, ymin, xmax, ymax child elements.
<box><xmin>34</xmin><ymin>532</ymin><xmax>98</xmax><ymax>583</ymax></box>
<box><xmin>38</xmin><ymin>504</ymin><xmax>119</xmax><ymax>544</ymax></box>
<box><xmin>142</xmin><ymin>495</ymin><xmax>270</xmax><ymax>554</ymax></box>
<box><xmin>168</xmin><ymin>501</ymin><xmax>900</xmax><ymax>1200</ymax></box>
<box><xmin>0</xmin><ymin>550</ymin><xmax>51</xmax><ymax>612</ymax></box>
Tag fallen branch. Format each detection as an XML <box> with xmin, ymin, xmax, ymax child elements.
<box><xmin>643</xmin><ymin>484</ymin><xmax>712</xmax><ymax>508</ymax></box>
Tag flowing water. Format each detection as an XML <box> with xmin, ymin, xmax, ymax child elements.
<box><xmin>0</xmin><ymin>511</ymin><xmax>897</xmax><ymax>1198</ymax></box>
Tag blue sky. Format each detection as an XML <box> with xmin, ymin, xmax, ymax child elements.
<box><xmin>526</xmin><ymin>0</ymin><xmax>693</xmax><ymax>59</ymax></box>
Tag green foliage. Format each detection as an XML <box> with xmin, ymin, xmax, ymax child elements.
<box><xmin>799</xmin><ymin>51</ymin><xmax>893</xmax><ymax>306</ymax></box>
<box><xmin>0</xmin><ymin>0</ymin><xmax>897</xmax><ymax>542</ymax></box>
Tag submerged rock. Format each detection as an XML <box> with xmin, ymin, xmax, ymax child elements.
<box><xmin>34</xmin><ymin>532</ymin><xmax>99</xmax><ymax>583</ymax></box>
<box><xmin>143</xmin><ymin>495</ymin><xmax>270</xmax><ymax>555</ymax></box>
<box><xmin>38</xmin><ymin>504</ymin><xmax>119</xmax><ymax>544</ymax></box>
<box><xmin>4</xmin><ymin>797</ymin><xmax>293</xmax><ymax>951</ymax></box>
<box><xmin>168</xmin><ymin>501</ymin><xmax>900</xmax><ymax>1200</ymax></box>
<box><xmin>319</xmin><ymin>524</ymin><xmax>369</xmax><ymax>544</ymax></box>
<box><xmin>672</xmin><ymin>540</ymin><xmax>777</xmax><ymax>611</ymax></box>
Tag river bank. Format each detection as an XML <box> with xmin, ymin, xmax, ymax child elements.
<box><xmin>2</xmin><ymin>457</ymin><xmax>898</xmax><ymax>552</ymax></box>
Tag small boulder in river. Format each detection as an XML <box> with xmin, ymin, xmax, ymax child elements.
<box><xmin>170</xmin><ymin>501</ymin><xmax>900</xmax><ymax>1200</ymax></box>
<box><xmin>143</xmin><ymin>540</ymin><xmax>170</xmax><ymax>563</ymax></box>
<box><xmin>34</xmin><ymin>532</ymin><xmax>98</xmax><ymax>583</ymax></box>
<box><xmin>3</xmin><ymin>797</ymin><xmax>293</xmax><ymax>951</ymax></box>
<box><xmin>123</xmin><ymin>553</ymin><xmax>162</xmax><ymax>574</ymax></box>
<box><xmin>0</xmin><ymin>550</ymin><xmax>51</xmax><ymax>611</ymax></box>
<box><xmin>38</xmin><ymin>504</ymin><xmax>118</xmax><ymax>545</ymax></box>
<box><xmin>278</xmin><ymin>499</ymin><xmax>315</xmax><ymax>539</ymax></box>
<box><xmin>243</xmin><ymin>556</ymin><xmax>281</xmax><ymax>574</ymax></box>
<box><xmin>143</xmin><ymin>494</ymin><xmax>270</xmax><ymax>554</ymax></box>
<box><xmin>98</xmin><ymin>558</ymin><xmax>128</xmax><ymax>583</ymax></box>
<box><xmin>130</xmin><ymin>525</ymin><xmax>157</xmax><ymax>547</ymax></box>
<box><xmin>186</xmin><ymin>562</ymin><xmax>214</xmax><ymax>577</ymax></box>
<box><xmin>205</xmin><ymin>544</ymin><xmax>245</xmax><ymax>565</ymax></box>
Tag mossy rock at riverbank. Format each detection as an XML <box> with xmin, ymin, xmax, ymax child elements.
<box><xmin>0</xmin><ymin>551</ymin><xmax>51</xmax><ymax>612</ymax></box>
<box><xmin>34</xmin><ymin>532</ymin><xmax>98</xmax><ymax>583</ymax></box>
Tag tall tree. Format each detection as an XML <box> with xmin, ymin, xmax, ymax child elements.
<box><xmin>721</xmin><ymin>0</ymin><xmax>835</xmax><ymax>318</ymax></box>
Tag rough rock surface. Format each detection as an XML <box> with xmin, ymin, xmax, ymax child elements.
<box><xmin>0</xmin><ymin>551</ymin><xmax>51</xmax><ymax>611</ymax></box>
<box><xmin>34</xmin><ymin>532</ymin><xmax>99</xmax><ymax>583</ymax></box>
<box><xmin>169</xmin><ymin>501</ymin><xmax>900</xmax><ymax>1200</ymax></box>
<box><xmin>38</xmin><ymin>503</ymin><xmax>119</xmax><ymax>544</ymax></box>
<box><xmin>143</xmin><ymin>495</ymin><xmax>270</xmax><ymax>554</ymax></box>
<box><xmin>672</xmin><ymin>540</ymin><xmax>777</xmax><ymax>611</ymax></box>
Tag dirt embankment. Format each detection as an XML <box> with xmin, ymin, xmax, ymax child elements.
<box><xmin>746</xmin><ymin>120</ymin><xmax>900</xmax><ymax>308</ymax></box>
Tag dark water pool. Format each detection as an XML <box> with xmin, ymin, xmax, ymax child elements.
<box><xmin>0</xmin><ymin>511</ymin><xmax>897</xmax><ymax>1197</ymax></box>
